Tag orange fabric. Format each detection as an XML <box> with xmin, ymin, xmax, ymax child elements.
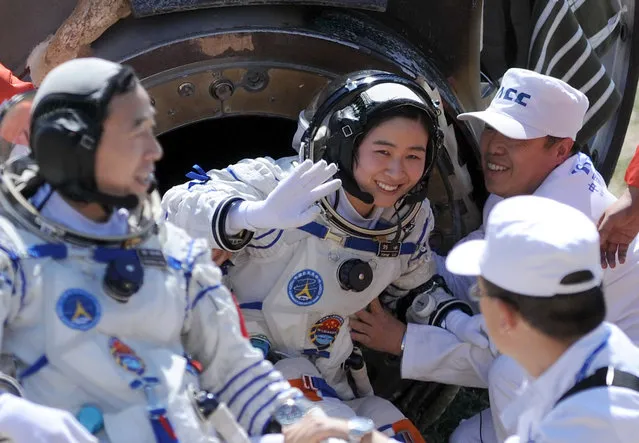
<box><xmin>391</xmin><ymin>418</ymin><xmax>426</xmax><ymax>443</ymax></box>
<box><xmin>625</xmin><ymin>145</ymin><xmax>639</xmax><ymax>188</ymax></box>
<box><xmin>287</xmin><ymin>378</ymin><xmax>323</xmax><ymax>402</ymax></box>
<box><xmin>0</xmin><ymin>63</ymin><xmax>33</xmax><ymax>103</ymax></box>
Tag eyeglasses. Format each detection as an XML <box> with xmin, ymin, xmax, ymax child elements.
<box><xmin>468</xmin><ymin>282</ymin><xmax>482</xmax><ymax>302</ymax></box>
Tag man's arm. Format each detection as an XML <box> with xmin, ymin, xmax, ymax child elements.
<box><xmin>162</xmin><ymin>158</ymin><xmax>340</xmax><ymax>253</ymax></box>
<box><xmin>161</xmin><ymin>158</ymin><xmax>279</xmax><ymax>252</ymax></box>
<box><xmin>598</xmin><ymin>145</ymin><xmax>639</xmax><ymax>268</ymax></box>
<box><xmin>180</xmin><ymin>237</ymin><xmax>300</xmax><ymax>436</ymax></box>
<box><xmin>350</xmin><ymin>299</ymin><xmax>495</xmax><ymax>388</ymax></box>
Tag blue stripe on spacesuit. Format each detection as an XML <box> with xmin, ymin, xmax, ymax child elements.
<box><xmin>181</xmin><ymin>240</ymin><xmax>207</xmax><ymax>322</ymax></box>
<box><xmin>166</xmin><ymin>257</ymin><xmax>182</xmax><ymax>270</ymax></box>
<box><xmin>226</xmin><ymin>167</ymin><xmax>241</xmax><ymax>182</ymax></box>
<box><xmin>298</xmin><ymin>222</ymin><xmax>417</xmax><ymax>256</ymax></box>
<box><xmin>0</xmin><ymin>245</ymin><xmax>25</xmax><ymax>308</ymax></box>
<box><xmin>183</xmin><ymin>240</ymin><xmax>195</xmax><ymax>317</ymax></box>
<box><xmin>308</xmin><ymin>376</ymin><xmax>339</xmax><ymax>399</ymax></box>
<box><xmin>189</xmin><ymin>284</ymin><xmax>221</xmax><ymax>310</ymax></box>
<box><xmin>17</xmin><ymin>354</ymin><xmax>49</xmax><ymax>382</ymax></box>
<box><xmin>216</xmin><ymin>360</ymin><xmax>264</xmax><ymax>397</ymax></box>
<box><xmin>253</xmin><ymin>389</ymin><xmax>303</xmax><ymax>435</ymax></box>
<box><xmin>408</xmin><ymin>216</ymin><xmax>431</xmax><ymax>263</ymax></box>
<box><xmin>247</xmin><ymin>230</ymin><xmax>283</xmax><ymax>250</ymax></box>
<box><xmin>254</xmin><ymin>229</ymin><xmax>276</xmax><ymax>240</ymax></box>
<box><xmin>236</xmin><ymin>379</ymin><xmax>286</xmax><ymax>424</ymax></box>
<box><xmin>0</xmin><ymin>272</ymin><xmax>12</xmax><ymax>287</ymax></box>
<box><xmin>229</xmin><ymin>368</ymin><xmax>282</xmax><ymax>410</ymax></box>
<box><xmin>185</xmin><ymin>165</ymin><xmax>211</xmax><ymax>190</ymax></box>
<box><xmin>226</xmin><ymin>166</ymin><xmax>281</xmax><ymax>184</ymax></box>
<box><xmin>239</xmin><ymin>302</ymin><xmax>263</xmax><ymax>310</ymax></box>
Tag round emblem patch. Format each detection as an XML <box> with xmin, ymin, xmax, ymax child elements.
<box><xmin>309</xmin><ymin>315</ymin><xmax>344</xmax><ymax>350</ymax></box>
<box><xmin>56</xmin><ymin>289</ymin><xmax>101</xmax><ymax>331</ymax></box>
<box><xmin>288</xmin><ymin>269</ymin><xmax>324</xmax><ymax>306</ymax></box>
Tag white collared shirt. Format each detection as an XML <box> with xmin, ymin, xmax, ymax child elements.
<box><xmin>439</xmin><ymin>153</ymin><xmax>639</xmax><ymax>342</ymax></box>
<box><xmin>503</xmin><ymin>322</ymin><xmax>639</xmax><ymax>443</ymax></box>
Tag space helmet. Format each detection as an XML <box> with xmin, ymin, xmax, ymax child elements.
<box><xmin>0</xmin><ymin>58</ymin><xmax>162</xmax><ymax>248</ymax></box>
<box><xmin>298</xmin><ymin>70</ymin><xmax>443</xmax><ymax>207</ymax></box>
<box><xmin>297</xmin><ymin>70</ymin><xmax>443</xmax><ymax>238</ymax></box>
<box><xmin>28</xmin><ymin>57</ymin><xmax>146</xmax><ymax>209</ymax></box>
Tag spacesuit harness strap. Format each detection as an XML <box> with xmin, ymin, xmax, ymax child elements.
<box><xmin>297</xmin><ymin>221</ymin><xmax>417</xmax><ymax>258</ymax></box>
<box><xmin>26</xmin><ymin>243</ymin><xmax>170</xmax><ymax>267</ymax></box>
<box><xmin>23</xmin><ymin>243</ymin><xmax>181</xmax><ymax>443</ymax></box>
<box><xmin>287</xmin><ymin>375</ymin><xmax>340</xmax><ymax>402</ymax></box>
<box><xmin>555</xmin><ymin>366</ymin><xmax>639</xmax><ymax>406</ymax></box>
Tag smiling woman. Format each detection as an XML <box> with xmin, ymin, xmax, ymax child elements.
<box><xmin>351</xmin><ymin>109</ymin><xmax>430</xmax><ymax>217</ymax></box>
<box><xmin>159</xmin><ymin>70</ymin><xmax>471</xmax><ymax>443</ymax></box>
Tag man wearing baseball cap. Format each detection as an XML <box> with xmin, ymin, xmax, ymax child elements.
<box><xmin>445</xmin><ymin>68</ymin><xmax>639</xmax><ymax>442</ymax></box>
<box><xmin>446</xmin><ymin>195</ymin><xmax>639</xmax><ymax>443</ymax></box>
<box><xmin>354</xmin><ymin>68</ymin><xmax>639</xmax><ymax>442</ymax></box>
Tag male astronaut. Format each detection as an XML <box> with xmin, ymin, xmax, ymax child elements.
<box><xmin>0</xmin><ymin>57</ymin><xmax>312</xmax><ymax>443</ymax></box>
<box><xmin>356</xmin><ymin>68</ymin><xmax>639</xmax><ymax>442</ymax></box>
<box><xmin>162</xmin><ymin>70</ymin><xmax>483</xmax><ymax>442</ymax></box>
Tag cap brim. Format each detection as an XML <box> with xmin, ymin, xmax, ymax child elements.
<box><xmin>457</xmin><ymin>109</ymin><xmax>546</xmax><ymax>140</ymax></box>
<box><xmin>445</xmin><ymin>239</ymin><xmax>486</xmax><ymax>276</ymax></box>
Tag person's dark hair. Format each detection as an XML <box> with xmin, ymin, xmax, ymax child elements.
<box><xmin>482</xmin><ymin>272</ymin><xmax>605</xmax><ymax>341</ymax></box>
<box><xmin>353</xmin><ymin>105</ymin><xmax>432</xmax><ymax>165</ymax></box>
<box><xmin>544</xmin><ymin>135</ymin><xmax>580</xmax><ymax>156</ymax></box>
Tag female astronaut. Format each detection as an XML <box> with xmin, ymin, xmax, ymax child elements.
<box><xmin>162</xmin><ymin>70</ymin><xmax>475</xmax><ymax>442</ymax></box>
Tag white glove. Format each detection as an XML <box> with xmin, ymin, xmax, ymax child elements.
<box><xmin>0</xmin><ymin>394</ymin><xmax>98</xmax><ymax>442</ymax></box>
<box><xmin>228</xmin><ymin>159</ymin><xmax>342</xmax><ymax>231</ymax></box>
<box><xmin>444</xmin><ymin>311</ymin><xmax>490</xmax><ymax>349</ymax></box>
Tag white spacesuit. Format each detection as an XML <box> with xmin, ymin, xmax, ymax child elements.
<box><xmin>0</xmin><ymin>58</ymin><xmax>303</xmax><ymax>443</ymax></box>
<box><xmin>163</xmin><ymin>70</ymin><xmax>475</xmax><ymax>441</ymax></box>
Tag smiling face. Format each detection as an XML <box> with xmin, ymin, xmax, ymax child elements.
<box><xmin>480</xmin><ymin>128</ymin><xmax>572</xmax><ymax>198</ymax></box>
<box><xmin>350</xmin><ymin>115</ymin><xmax>429</xmax><ymax>216</ymax></box>
<box><xmin>94</xmin><ymin>83</ymin><xmax>163</xmax><ymax>199</ymax></box>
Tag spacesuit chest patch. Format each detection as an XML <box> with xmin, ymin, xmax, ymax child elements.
<box><xmin>55</xmin><ymin>289</ymin><xmax>102</xmax><ymax>331</ymax></box>
<box><xmin>109</xmin><ymin>337</ymin><xmax>146</xmax><ymax>375</ymax></box>
<box><xmin>287</xmin><ymin>269</ymin><xmax>324</xmax><ymax>306</ymax></box>
<box><xmin>309</xmin><ymin>315</ymin><xmax>344</xmax><ymax>350</ymax></box>
<box><xmin>136</xmin><ymin>249</ymin><xmax>167</xmax><ymax>268</ymax></box>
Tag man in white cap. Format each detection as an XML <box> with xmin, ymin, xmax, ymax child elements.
<box><xmin>353</xmin><ymin>68</ymin><xmax>639</xmax><ymax>442</ymax></box>
<box><xmin>352</xmin><ymin>196</ymin><xmax>639</xmax><ymax>442</ymax></box>
<box><xmin>446</xmin><ymin>195</ymin><xmax>639</xmax><ymax>443</ymax></box>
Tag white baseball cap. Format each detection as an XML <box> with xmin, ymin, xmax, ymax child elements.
<box><xmin>458</xmin><ymin>68</ymin><xmax>589</xmax><ymax>141</ymax></box>
<box><xmin>446</xmin><ymin>195</ymin><xmax>603</xmax><ymax>297</ymax></box>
